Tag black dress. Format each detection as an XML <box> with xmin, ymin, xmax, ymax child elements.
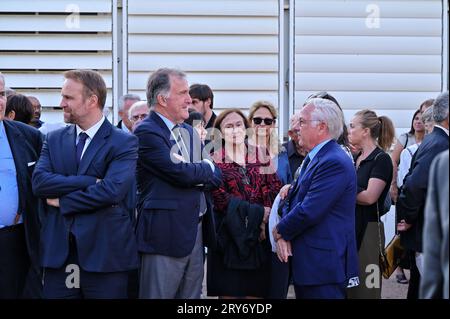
<box><xmin>354</xmin><ymin>147</ymin><xmax>393</xmax><ymax>250</ymax></box>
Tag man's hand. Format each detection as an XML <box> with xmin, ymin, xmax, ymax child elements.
<box><xmin>397</xmin><ymin>219</ymin><xmax>412</xmax><ymax>232</ymax></box>
<box><xmin>259</xmin><ymin>222</ymin><xmax>266</xmax><ymax>242</ymax></box>
<box><xmin>172</xmin><ymin>153</ymin><xmax>186</xmax><ymax>163</ymax></box>
<box><xmin>263</xmin><ymin>207</ymin><xmax>271</xmax><ymax>224</ymax></box>
<box><xmin>46</xmin><ymin>198</ymin><xmax>60</xmax><ymax>207</ymax></box>
<box><xmin>276</xmin><ymin>238</ymin><xmax>292</xmax><ymax>263</ymax></box>
<box><xmin>279</xmin><ymin>184</ymin><xmax>291</xmax><ymax>200</ymax></box>
<box><xmin>390</xmin><ymin>184</ymin><xmax>398</xmax><ymax>204</ymax></box>
<box><xmin>272</xmin><ymin>226</ymin><xmax>282</xmax><ymax>242</ymax></box>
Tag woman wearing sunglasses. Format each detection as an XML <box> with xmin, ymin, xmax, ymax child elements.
<box><xmin>248</xmin><ymin>101</ymin><xmax>280</xmax><ymax>161</ymax></box>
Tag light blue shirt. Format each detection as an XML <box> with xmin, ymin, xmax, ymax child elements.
<box><xmin>307</xmin><ymin>139</ymin><xmax>332</xmax><ymax>163</ymax></box>
<box><xmin>0</xmin><ymin>121</ymin><xmax>20</xmax><ymax>228</ymax></box>
<box><xmin>155</xmin><ymin>112</ymin><xmax>176</xmax><ymax>131</ymax></box>
<box><xmin>155</xmin><ymin>112</ymin><xmax>214</xmax><ymax>173</ymax></box>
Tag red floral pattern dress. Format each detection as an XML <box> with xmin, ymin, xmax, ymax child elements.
<box><xmin>212</xmin><ymin>147</ymin><xmax>282</xmax><ymax>213</ymax></box>
<box><xmin>207</xmin><ymin>146</ymin><xmax>282</xmax><ymax>297</ymax></box>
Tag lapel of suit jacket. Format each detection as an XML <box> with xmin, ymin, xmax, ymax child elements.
<box><xmin>290</xmin><ymin>140</ymin><xmax>334</xmax><ymax>196</ymax></box>
<box><xmin>62</xmin><ymin>125</ymin><xmax>78</xmax><ymax>175</ymax></box>
<box><xmin>77</xmin><ymin>120</ymin><xmax>110</xmax><ymax>175</ymax></box>
<box><xmin>150</xmin><ymin>111</ymin><xmax>177</xmax><ymax>148</ymax></box>
<box><xmin>4</xmin><ymin>121</ymin><xmax>27</xmax><ymax>214</ymax></box>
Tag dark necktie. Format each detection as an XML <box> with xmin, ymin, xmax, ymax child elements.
<box><xmin>76</xmin><ymin>132</ymin><xmax>88</xmax><ymax>165</ymax></box>
<box><xmin>298</xmin><ymin>155</ymin><xmax>311</xmax><ymax>180</ymax></box>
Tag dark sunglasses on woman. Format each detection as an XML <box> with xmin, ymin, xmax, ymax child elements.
<box><xmin>252</xmin><ymin>117</ymin><xmax>275</xmax><ymax>125</ymax></box>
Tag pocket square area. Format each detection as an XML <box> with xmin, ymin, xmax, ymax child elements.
<box><xmin>27</xmin><ymin>161</ymin><xmax>36</xmax><ymax>167</ymax></box>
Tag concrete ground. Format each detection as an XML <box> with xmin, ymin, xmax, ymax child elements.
<box><xmin>202</xmin><ymin>265</ymin><xmax>409</xmax><ymax>299</ymax></box>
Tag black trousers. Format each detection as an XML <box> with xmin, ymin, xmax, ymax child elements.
<box><xmin>407</xmin><ymin>250</ymin><xmax>420</xmax><ymax>299</ymax></box>
<box><xmin>0</xmin><ymin>224</ymin><xmax>30</xmax><ymax>299</ymax></box>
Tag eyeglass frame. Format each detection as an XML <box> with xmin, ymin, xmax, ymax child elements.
<box><xmin>130</xmin><ymin>113</ymin><xmax>148</xmax><ymax>122</ymax></box>
<box><xmin>252</xmin><ymin>117</ymin><xmax>275</xmax><ymax>125</ymax></box>
<box><xmin>298</xmin><ymin>119</ymin><xmax>321</xmax><ymax>127</ymax></box>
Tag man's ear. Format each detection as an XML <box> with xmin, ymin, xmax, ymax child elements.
<box><xmin>157</xmin><ymin>94</ymin><xmax>167</xmax><ymax>107</ymax></box>
<box><xmin>87</xmin><ymin>94</ymin><xmax>99</xmax><ymax>109</ymax></box>
<box><xmin>205</xmin><ymin>98</ymin><xmax>211</xmax><ymax>109</ymax></box>
<box><xmin>6</xmin><ymin>110</ymin><xmax>15</xmax><ymax>120</ymax></box>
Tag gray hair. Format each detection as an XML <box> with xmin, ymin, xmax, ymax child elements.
<box><xmin>307</xmin><ymin>98</ymin><xmax>344</xmax><ymax>140</ymax></box>
<box><xmin>421</xmin><ymin>106</ymin><xmax>434</xmax><ymax>124</ymax></box>
<box><xmin>118</xmin><ymin>93</ymin><xmax>141</xmax><ymax>111</ymax></box>
<box><xmin>146</xmin><ymin>68</ymin><xmax>186</xmax><ymax>107</ymax></box>
<box><xmin>432</xmin><ymin>91</ymin><xmax>449</xmax><ymax>123</ymax></box>
<box><xmin>128</xmin><ymin>101</ymin><xmax>149</xmax><ymax>120</ymax></box>
<box><xmin>0</xmin><ymin>72</ymin><xmax>4</xmax><ymax>84</ymax></box>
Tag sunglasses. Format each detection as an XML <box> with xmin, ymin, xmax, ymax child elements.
<box><xmin>252</xmin><ymin>117</ymin><xmax>275</xmax><ymax>125</ymax></box>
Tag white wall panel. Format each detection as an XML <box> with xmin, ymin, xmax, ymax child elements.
<box><xmin>127</xmin><ymin>0</ymin><xmax>280</xmax><ymax>112</ymax></box>
<box><xmin>128</xmin><ymin>0</ymin><xmax>277</xmax><ymax>16</ymax></box>
<box><xmin>0</xmin><ymin>0</ymin><xmax>112</xmax><ymax>13</ymax></box>
<box><xmin>129</xmin><ymin>35</ymin><xmax>278</xmax><ymax>53</ymax></box>
<box><xmin>294</xmin><ymin>0</ymin><xmax>445</xmax><ymax>137</ymax></box>
<box><xmin>0</xmin><ymin>1</ymin><xmax>113</xmax><ymax>116</ymax></box>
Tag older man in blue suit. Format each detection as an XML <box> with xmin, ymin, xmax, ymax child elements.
<box><xmin>135</xmin><ymin>68</ymin><xmax>221</xmax><ymax>299</ymax></box>
<box><xmin>32</xmin><ymin>70</ymin><xmax>139</xmax><ymax>298</ymax></box>
<box><xmin>273</xmin><ymin>98</ymin><xmax>358</xmax><ymax>299</ymax></box>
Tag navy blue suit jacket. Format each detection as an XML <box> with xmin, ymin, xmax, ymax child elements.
<box><xmin>278</xmin><ymin>140</ymin><xmax>358</xmax><ymax>287</ymax></box>
<box><xmin>134</xmin><ymin>111</ymin><xmax>221</xmax><ymax>258</ymax></box>
<box><xmin>32</xmin><ymin>119</ymin><xmax>139</xmax><ymax>272</ymax></box>
<box><xmin>3</xmin><ymin>120</ymin><xmax>43</xmax><ymax>277</ymax></box>
<box><xmin>397</xmin><ymin>126</ymin><xmax>449</xmax><ymax>252</ymax></box>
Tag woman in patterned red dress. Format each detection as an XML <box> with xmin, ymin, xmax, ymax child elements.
<box><xmin>206</xmin><ymin>108</ymin><xmax>282</xmax><ymax>298</ymax></box>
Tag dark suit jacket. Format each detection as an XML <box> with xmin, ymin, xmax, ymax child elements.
<box><xmin>278</xmin><ymin>140</ymin><xmax>358</xmax><ymax>288</ymax></box>
<box><xmin>134</xmin><ymin>111</ymin><xmax>221</xmax><ymax>258</ymax></box>
<box><xmin>32</xmin><ymin>119</ymin><xmax>139</xmax><ymax>272</ymax></box>
<box><xmin>397</xmin><ymin>126</ymin><xmax>449</xmax><ymax>252</ymax></box>
<box><xmin>216</xmin><ymin>197</ymin><xmax>265</xmax><ymax>270</ymax></box>
<box><xmin>420</xmin><ymin>150</ymin><xmax>449</xmax><ymax>299</ymax></box>
<box><xmin>3</xmin><ymin>120</ymin><xmax>43</xmax><ymax>277</ymax></box>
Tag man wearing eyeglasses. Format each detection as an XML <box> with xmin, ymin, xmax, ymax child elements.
<box><xmin>128</xmin><ymin>101</ymin><xmax>150</xmax><ymax>132</ymax></box>
<box><xmin>272</xmin><ymin>98</ymin><xmax>358</xmax><ymax>299</ymax></box>
<box><xmin>0</xmin><ymin>72</ymin><xmax>43</xmax><ymax>298</ymax></box>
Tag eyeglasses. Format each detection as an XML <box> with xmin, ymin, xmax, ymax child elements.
<box><xmin>298</xmin><ymin>119</ymin><xmax>321</xmax><ymax>127</ymax></box>
<box><xmin>252</xmin><ymin>117</ymin><xmax>275</xmax><ymax>125</ymax></box>
<box><xmin>131</xmin><ymin>113</ymin><xmax>148</xmax><ymax>122</ymax></box>
<box><xmin>238</xmin><ymin>167</ymin><xmax>250</xmax><ymax>185</ymax></box>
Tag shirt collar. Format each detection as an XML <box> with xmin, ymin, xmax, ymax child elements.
<box><xmin>434</xmin><ymin>125</ymin><xmax>449</xmax><ymax>136</ymax></box>
<box><xmin>155</xmin><ymin>111</ymin><xmax>177</xmax><ymax>131</ymax></box>
<box><xmin>121</xmin><ymin>122</ymin><xmax>131</xmax><ymax>134</ymax></box>
<box><xmin>307</xmin><ymin>139</ymin><xmax>332</xmax><ymax>162</ymax></box>
<box><xmin>76</xmin><ymin>116</ymin><xmax>106</xmax><ymax>140</ymax></box>
<box><xmin>0</xmin><ymin>120</ymin><xmax>5</xmax><ymax>139</ymax></box>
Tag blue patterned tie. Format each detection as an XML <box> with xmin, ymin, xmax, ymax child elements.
<box><xmin>76</xmin><ymin>132</ymin><xmax>88</xmax><ymax>166</ymax></box>
<box><xmin>298</xmin><ymin>155</ymin><xmax>311</xmax><ymax>180</ymax></box>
